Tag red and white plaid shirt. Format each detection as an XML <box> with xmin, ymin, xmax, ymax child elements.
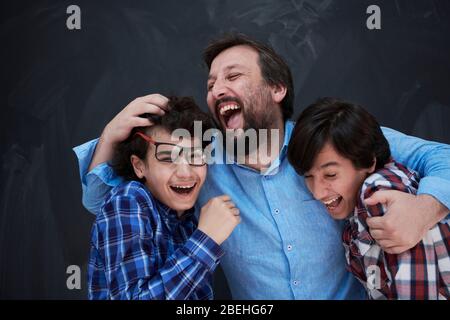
<box><xmin>343</xmin><ymin>159</ymin><xmax>450</xmax><ymax>300</ymax></box>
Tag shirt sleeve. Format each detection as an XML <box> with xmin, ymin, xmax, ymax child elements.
<box><xmin>72</xmin><ymin>138</ymin><xmax>124</xmax><ymax>215</ymax></box>
<box><xmin>382</xmin><ymin>127</ymin><xmax>450</xmax><ymax>212</ymax></box>
<box><xmin>353</xmin><ymin>179</ymin><xmax>390</xmax><ymax>256</ymax></box>
<box><xmin>358</xmin><ymin>177</ymin><xmax>449</xmax><ymax>299</ymax></box>
<box><xmin>92</xmin><ymin>194</ymin><xmax>224</xmax><ymax>300</ymax></box>
<box><xmin>354</xmin><ymin>180</ymin><xmax>398</xmax><ymax>298</ymax></box>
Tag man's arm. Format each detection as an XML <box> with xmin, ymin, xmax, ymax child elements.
<box><xmin>72</xmin><ymin>94</ymin><xmax>168</xmax><ymax>215</ymax></box>
<box><xmin>366</xmin><ymin>127</ymin><xmax>450</xmax><ymax>254</ymax></box>
<box><xmin>73</xmin><ymin>138</ymin><xmax>119</xmax><ymax>214</ymax></box>
<box><xmin>88</xmin><ymin>94</ymin><xmax>168</xmax><ymax>171</ymax></box>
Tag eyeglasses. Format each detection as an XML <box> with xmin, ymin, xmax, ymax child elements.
<box><xmin>134</xmin><ymin>132</ymin><xmax>207</xmax><ymax>166</ymax></box>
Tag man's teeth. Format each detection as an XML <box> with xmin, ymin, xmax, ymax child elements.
<box><xmin>219</xmin><ymin>104</ymin><xmax>240</xmax><ymax>115</ymax></box>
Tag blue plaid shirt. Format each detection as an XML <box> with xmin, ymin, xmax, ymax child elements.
<box><xmin>88</xmin><ymin>180</ymin><xmax>224</xmax><ymax>300</ymax></box>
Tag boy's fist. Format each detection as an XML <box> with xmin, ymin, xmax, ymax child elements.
<box><xmin>198</xmin><ymin>195</ymin><xmax>240</xmax><ymax>245</ymax></box>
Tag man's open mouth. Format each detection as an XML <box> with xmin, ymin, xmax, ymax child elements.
<box><xmin>169</xmin><ymin>183</ymin><xmax>197</xmax><ymax>195</ymax></box>
<box><xmin>218</xmin><ymin>102</ymin><xmax>243</xmax><ymax>129</ymax></box>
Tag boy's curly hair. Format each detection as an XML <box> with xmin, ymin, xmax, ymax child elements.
<box><xmin>110</xmin><ymin>96</ymin><xmax>215</xmax><ymax>182</ymax></box>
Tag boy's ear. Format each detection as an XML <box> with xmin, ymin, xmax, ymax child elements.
<box><xmin>368</xmin><ymin>157</ymin><xmax>377</xmax><ymax>174</ymax></box>
<box><xmin>131</xmin><ymin>155</ymin><xmax>146</xmax><ymax>179</ymax></box>
<box><xmin>270</xmin><ymin>83</ymin><xmax>287</xmax><ymax>104</ymax></box>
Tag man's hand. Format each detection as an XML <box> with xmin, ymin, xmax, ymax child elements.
<box><xmin>198</xmin><ymin>195</ymin><xmax>241</xmax><ymax>245</ymax></box>
<box><xmin>365</xmin><ymin>190</ymin><xmax>448</xmax><ymax>254</ymax></box>
<box><xmin>88</xmin><ymin>94</ymin><xmax>169</xmax><ymax>171</ymax></box>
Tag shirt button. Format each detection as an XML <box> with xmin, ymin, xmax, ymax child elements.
<box><xmin>274</xmin><ymin>209</ymin><xmax>280</xmax><ymax>215</ymax></box>
<box><xmin>293</xmin><ymin>280</ymin><xmax>299</xmax><ymax>286</ymax></box>
<box><xmin>287</xmin><ymin>245</ymin><xmax>293</xmax><ymax>251</ymax></box>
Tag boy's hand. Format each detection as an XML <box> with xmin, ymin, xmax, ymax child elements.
<box><xmin>198</xmin><ymin>195</ymin><xmax>241</xmax><ymax>245</ymax></box>
<box><xmin>89</xmin><ymin>94</ymin><xmax>169</xmax><ymax>171</ymax></box>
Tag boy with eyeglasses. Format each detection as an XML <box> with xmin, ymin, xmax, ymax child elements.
<box><xmin>87</xmin><ymin>96</ymin><xmax>240</xmax><ymax>300</ymax></box>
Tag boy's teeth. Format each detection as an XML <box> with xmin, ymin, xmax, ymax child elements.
<box><xmin>324</xmin><ymin>196</ymin><xmax>341</xmax><ymax>205</ymax></box>
<box><xmin>173</xmin><ymin>184</ymin><xmax>195</xmax><ymax>189</ymax></box>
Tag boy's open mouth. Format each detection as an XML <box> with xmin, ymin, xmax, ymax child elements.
<box><xmin>218</xmin><ymin>102</ymin><xmax>243</xmax><ymax>129</ymax></box>
<box><xmin>169</xmin><ymin>183</ymin><xmax>197</xmax><ymax>195</ymax></box>
<box><xmin>323</xmin><ymin>196</ymin><xmax>343</xmax><ymax>211</ymax></box>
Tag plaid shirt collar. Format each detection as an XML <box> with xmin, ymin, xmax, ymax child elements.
<box><xmin>151</xmin><ymin>193</ymin><xmax>196</xmax><ymax>228</ymax></box>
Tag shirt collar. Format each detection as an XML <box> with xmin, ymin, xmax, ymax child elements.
<box><xmin>262</xmin><ymin>120</ymin><xmax>294</xmax><ymax>175</ymax></box>
<box><xmin>148</xmin><ymin>189</ymin><xmax>196</xmax><ymax>225</ymax></box>
<box><xmin>209</xmin><ymin>121</ymin><xmax>295</xmax><ymax>176</ymax></box>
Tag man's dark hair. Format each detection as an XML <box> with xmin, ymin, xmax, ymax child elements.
<box><xmin>110</xmin><ymin>96</ymin><xmax>215</xmax><ymax>182</ymax></box>
<box><xmin>203</xmin><ymin>33</ymin><xmax>294</xmax><ymax>122</ymax></box>
<box><xmin>287</xmin><ymin>97</ymin><xmax>391</xmax><ymax>175</ymax></box>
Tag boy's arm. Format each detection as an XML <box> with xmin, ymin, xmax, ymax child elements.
<box><xmin>92</xmin><ymin>194</ymin><xmax>224</xmax><ymax>300</ymax></box>
<box><xmin>72</xmin><ymin>94</ymin><xmax>168</xmax><ymax>215</ymax></box>
<box><xmin>366</xmin><ymin>127</ymin><xmax>450</xmax><ymax>254</ymax></box>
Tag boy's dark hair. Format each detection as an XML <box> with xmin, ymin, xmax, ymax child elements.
<box><xmin>287</xmin><ymin>98</ymin><xmax>391</xmax><ymax>175</ymax></box>
<box><xmin>110</xmin><ymin>96</ymin><xmax>215</xmax><ymax>182</ymax></box>
<box><xmin>203</xmin><ymin>33</ymin><xmax>294</xmax><ymax>123</ymax></box>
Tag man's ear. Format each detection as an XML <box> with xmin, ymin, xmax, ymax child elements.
<box><xmin>270</xmin><ymin>84</ymin><xmax>287</xmax><ymax>104</ymax></box>
<box><xmin>131</xmin><ymin>155</ymin><xmax>146</xmax><ymax>179</ymax></box>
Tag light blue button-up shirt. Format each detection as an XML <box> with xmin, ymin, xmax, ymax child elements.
<box><xmin>73</xmin><ymin>122</ymin><xmax>450</xmax><ymax>299</ymax></box>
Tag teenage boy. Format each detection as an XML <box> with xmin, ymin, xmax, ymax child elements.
<box><xmin>287</xmin><ymin>98</ymin><xmax>450</xmax><ymax>299</ymax></box>
<box><xmin>88</xmin><ymin>96</ymin><xmax>240</xmax><ymax>299</ymax></box>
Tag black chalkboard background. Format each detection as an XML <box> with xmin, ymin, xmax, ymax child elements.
<box><xmin>1</xmin><ymin>0</ymin><xmax>449</xmax><ymax>299</ymax></box>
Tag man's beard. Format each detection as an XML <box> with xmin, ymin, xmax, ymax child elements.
<box><xmin>221</xmin><ymin>84</ymin><xmax>279</xmax><ymax>158</ymax></box>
